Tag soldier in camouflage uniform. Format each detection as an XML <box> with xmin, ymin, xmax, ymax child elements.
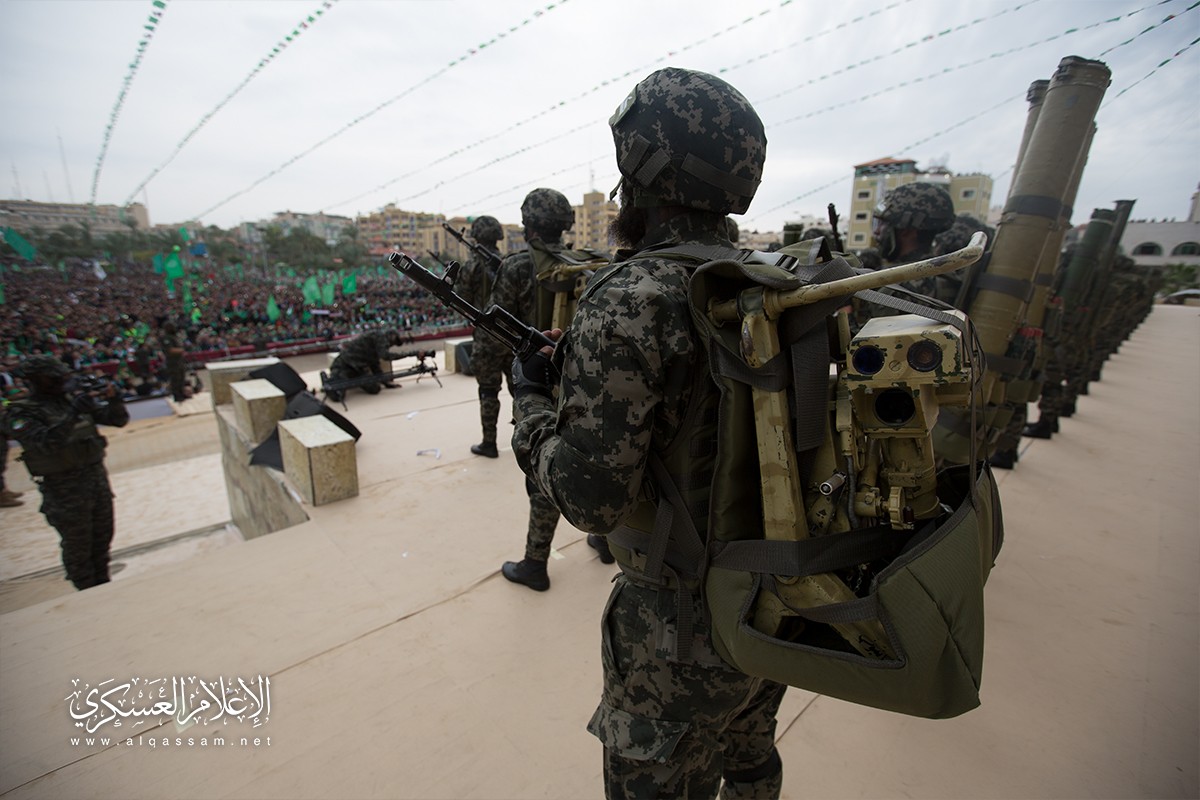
<box><xmin>456</xmin><ymin>215</ymin><xmax>507</xmax><ymax>458</ymax></box>
<box><xmin>853</xmin><ymin>182</ymin><xmax>956</xmax><ymax>329</ymax></box>
<box><xmin>3</xmin><ymin>355</ymin><xmax>129</xmax><ymax>589</ymax></box>
<box><xmin>873</xmin><ymin>182</ymin><xmax>956</xmax><ymax>270</ymax></box>
<box><xmin>326</xmin><ymin>329</ymin><xmax>408</xmax><ymax>403</ymax></box>
<box><xmin>511</xmin><ymin>68</ymin><xmax>786</xmax><ymax>799</ymax></box>
<box><xmin>931</xmin><ymin>213</ymin><xmax>995</xmax><ymax>307</ymax></box>
<box><xmin>489</xmin><ymin>188</ymin><xmax>614</xmax><ymax>591</ymax></box>
<box><xmin>160</xmin><ymin>322</ymin><xmax>188</xmax><ymax>402</ymax></box>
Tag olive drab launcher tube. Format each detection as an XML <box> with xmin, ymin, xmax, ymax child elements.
<box><xmin>708</xmin><ymin>234</ymin><xmax>985</xmax><ymax>659</ymax></box>
<box><xmin>935</xmin><ymin>56</ymin><xmax>1110</xmax><ymax>465</ymax></box>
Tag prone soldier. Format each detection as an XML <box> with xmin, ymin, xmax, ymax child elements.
<box><xmin>326</xmin><ymin>329</ymin><xmax>410</xmax><ymax>403</ymax></box>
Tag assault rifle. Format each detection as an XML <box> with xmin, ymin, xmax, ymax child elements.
<box><xmin>441</xmin><ymin>222</ymin><xmax>502</xmax><ymax>272</ymax></box>
<box><xmin>319</xmin><ymin>349</ymin><xmax>442</xmax><ymax>410</ymax></box>
<box><xmin>827</xmin><ymin>203</ymin><xmax>845</xmax><ymax>253</ymax></box>
<box><xmin>387</xmin><ymin>251</ymin><xmax>555</xmax><ymax>363</ymax></box>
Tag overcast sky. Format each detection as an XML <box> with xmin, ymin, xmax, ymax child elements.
<box><xmin>2</xmin><ymin>0</ymin><xmax>1197</xmax><ymax>236</ymax></box>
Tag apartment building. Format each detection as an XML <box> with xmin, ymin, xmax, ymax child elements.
<box><xmin>0</xmin><ymin>199</ymin><xmax>150</xmax><ymax>237</ymax></box>
<box><xmin>356</xmin><ymin>204</ymin><xmax>447</xmax><ymax>259</ymax></box>
<box><xmin>571</xmin><ymin>190</ymin><xmax>617</xmax><ymax>252</ymax></box>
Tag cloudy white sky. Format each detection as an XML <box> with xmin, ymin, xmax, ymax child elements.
<box><xmin>2</xmin><ymin>0</ymin><xmax>1197</xmax><ymax>235</ymax></box>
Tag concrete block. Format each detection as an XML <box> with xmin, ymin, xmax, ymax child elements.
<box><xmin>443</xmin><ymin>336</ymin><xmax>473</xmax><ymax>373</ymax></box>
<box><xmin>215</xmin><ymin>406</ymin><xmax>308</xmax><ymax>539</ymax></box>
<box><xmin>278</xmin><ymin>416</ymin><xmax>358</xmax><ymax>506</ymax></box>
<box><xmin>206</xmin><ymin>357</ymin><xmax>282</xmax><ymax>406</ymax></box>
<box><xmin>231</xmin><ymin>379</ymin><xmax>286</xmax><ymax>445</ymax></box>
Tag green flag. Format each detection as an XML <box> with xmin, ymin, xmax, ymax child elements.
<box><xmin>266</xmin><ymin>295</ymin><xmax>281</xmax><ymax>323</ymax></box>
<box><xmin>182</xmin><ymin>280</ymin><xmax>193</xmax><ymax>308</ymax></box>
<box><xmin>153</xmin><ymin>253</ymin><xmax>164</xmax><ymax>273</ymax></box>
<box><xmin>179</xmin><ymin>226</ymin><xmax>190</xmax><ymax>243</ymax></box>
<box><xmin>3</xmin><ymin>228</ymin><xmax>37</xmax><ymax>261</ymax></box>
<box><xmin>321</xmin><ymin>280</ymin><xmax>335</xmax><ymax>306</ymax></box>
<box><xmin>302</xmin><ymin>276</ymin><xmax>320</xmax><ymax>305</ymax></box>
<box><xmin>0</xmin><ymin>282</ymin><xmax>5</xmax><ymax>305</ymax></box>
<box><xmin>164</xmin><ymin>252</ymin><xmax>184</xmax><ymax>280</ymax></box>
<box><xmin>191</xmin><ymin>307</ymin><xmax>202</xmax><ymax>324</ymax></box>
<box><xmin>342</xmin><ymin>272</ymin><xmax>357</xmax><ymax>295</ymax></box>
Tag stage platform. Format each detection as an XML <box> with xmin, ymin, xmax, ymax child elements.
<box><xmin>0</xmin><ymin>307</ymin><xmax>1196</xmax><ymax>799</ymax></box>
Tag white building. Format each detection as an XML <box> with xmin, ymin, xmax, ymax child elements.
<box><xmin>1120</xmin><ymin>185</ymin><xmax>1200</xmax><ymax>268</ymax></box>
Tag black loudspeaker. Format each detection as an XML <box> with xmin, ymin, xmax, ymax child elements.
<box><xmin>245</xmin><ymin>362</ymin><xmax>308</xmax><ymax>400</ymax></box>
<box><xmin>249</xmin><ymin>391</ymin><xmax>362</xmax><ymax>469</ymax></box>
<box><xmin>456</xmin><ymin>340</ymin><xmax>474</xmax><ymax>376</ymax></box>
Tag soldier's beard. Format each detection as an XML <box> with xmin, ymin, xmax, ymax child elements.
<box><xmin>608</xmin><ymin>181</ymin><xmax>646</xmax><ymax>249</ymax></box>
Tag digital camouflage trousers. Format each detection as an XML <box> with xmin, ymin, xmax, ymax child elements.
<box><xmin>39</xmin><ymin>464</ymin><xmax>116</xmax><ymax>590</ymax></box>
<box><xmin>589</xmin><ymin>576</ymin><xmax>786</xmax><ymax>799</ymax></box>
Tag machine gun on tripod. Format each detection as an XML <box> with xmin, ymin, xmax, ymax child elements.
<box><xmin>318</xmin><ymin>350</ymin><xmax>442</xmax><ymax>409</ymax></box>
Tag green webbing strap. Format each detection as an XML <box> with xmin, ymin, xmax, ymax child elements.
<box><xmin>709</xmin><ymin>526</ymin><xmax>905</xmax><ymax>578</ymax></box>
<box><xmin>648</xmin><ymin>455</ymin><xmax>707</xmax><ymax>662</ymax></box>
<box><xmin>1005</xmin><ymin>194</ymin><xmax>1064</xmax><ymax>220</ymax></box>
<box><xmin>973</xmin><ymin>273</ymin><xmax>1032</xmax><ymax>302</ymax></box>
<box><xmin>680</xmin><ymin>152</ymin><xmax>761</xmax><ymax>198</ymax></box>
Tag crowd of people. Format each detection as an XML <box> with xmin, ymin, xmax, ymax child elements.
<box><xmin>0</xmin><ymin>256</ymin><xmax>466</xmax><ymax>390</ymax></box>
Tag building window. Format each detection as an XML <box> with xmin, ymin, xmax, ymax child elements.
<box><xmin>961</xmin><ymin>189</ymin><xmax>975</xmax><ymax>199</ymax></box>
<box><xmin>855</xmin><ymin>212</ymin><xmax>868</xmax><ymax>221</ymax></box>
<box><xmin>1132</xmin><ymin>242</ymin><xmax>1163</xmax><ymax>256</ymax></box>
<box><xmin>1171</xmin><ymin>241</ymin><xmax>1200</xmax><ymax>256</ymax></box>
<box><xmin>857</xmin><ymin>190</ymin><xmax>871</xmax><ymax>199</ymax></box>
<box><xmin>852</xmin><ymin>233</ymin><xmax>866</xmax><ymax>244</ymax></box>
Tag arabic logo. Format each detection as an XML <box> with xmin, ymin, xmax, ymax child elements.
<box><xmin>66</xmin><ymin>676</ymin><xmax>271</xmax><ymax>734</ymax></box>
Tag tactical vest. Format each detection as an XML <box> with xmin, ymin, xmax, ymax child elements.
<box><xmin>603</xmin><ymin>238</ymin><xmax>1003</xmax><ymax>719</ymax></box>
<box><xmin>13</xmin><ymin>400</ymin><xmax>107</xmax><ymax>476</ymax></box>
<box><xmin>527</xmin><ymin>240</ymin><xmax>609</xmax><ymax>332</ymax></box>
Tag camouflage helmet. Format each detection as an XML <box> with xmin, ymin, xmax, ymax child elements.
<box><xmin>18</xmin><ymin>354</ymin><xmax>69</xmax><ymax>379</ymax></box>
<box><xmin>874</xmin><ymin>183</ymin><xmax>955</xmax><ymax>233</ymax></box>
<box><xmin>520</xmin><ymin>188</ymin><xmax>575</xmax><ymax>237</ymax></box>
<box><xmin>470</xmin><ymin>215</ymin><xmax>503</xmax><ymax>244</ymax></box>
<box><xmin>609</xmin><ymin>67</ymin><xmax>766</xmax><ymax>214</ymax></box>
<box><xmin>932</xmin><ymin>213</ymin><xmax>994</xmax><ymax>257</ymax></box>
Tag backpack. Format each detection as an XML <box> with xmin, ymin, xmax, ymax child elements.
<box><xmin>526</xmin><ymin>239</ymin><xmax>610</xmax><ymax>331</ymax></box>
<box><xmin>608</xmin><ymin>238</ymin><xmax>1003</xmax><ymax>719</ymax></box>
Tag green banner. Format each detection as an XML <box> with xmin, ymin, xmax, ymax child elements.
<box><xmin>266</xmin><ymin>295</ymin><xmax>281</xmax><ymax>323</ymax></box>
<box><xmin>321</xmin><ymin>281</ymin><xmax>335</xmax><ymax>306</ymax></box>
<box><xmin>342</xmin><ymin>272</ymin><xmax>357</xmax><ymax>295</ymax></box>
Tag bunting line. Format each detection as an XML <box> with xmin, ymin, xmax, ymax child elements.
<box><xmin>325</xmin><ymin>0</ymin><xmax>901</xmax><ymax>212</ymax></box>
<box><xmin>122</xmin><ymin>1</ymin><xmax>340</xmax><ymax>206</ymax></box>
<box><xmin>90</xmin><ymin>0</ymin><xmax>168</xmax><ymax>206</ymax></box>
<box><xmin>192</xmin><ymin>0</ymin><xmax>571</xmax><ymax>221</ymax></box>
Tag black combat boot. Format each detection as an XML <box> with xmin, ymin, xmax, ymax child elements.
<box><xmin>1060</xmin><ymin>399</ymin><xmax>1076</xmax><ymax>417</ymax></box>
<box><xmin>1022</xmin><ymin>418</ymin><xmax>1055</xmax><ymax>439</ymax></box>
<box><xmin>587</xmin><ymin>534</ymin><xmax>615</xmax><ymax>564</ymax></box>
<box><xmin>501</xmin><ymin>558</ymin><xmax>549</xmax><ymax>591</ymax></box>
<box><xmin>989</xmin><ymin>448</ymin><xmax>1018</xmax><ymax>470</ymax></box>
<box><xmin>471</xmin><ymin>441</ymin><xmax>499</xmax><ymax>458</ymax></box>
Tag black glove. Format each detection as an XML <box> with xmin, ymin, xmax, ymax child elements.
<box><xmin>70</xmin><ymin>393</ymin><xmax>104</xmax><ymax>414</ymax></box>
<box><xmin>511</xmin><ymin>351</ymin><xmax>558</xmax><ymax>401</ymax></box>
